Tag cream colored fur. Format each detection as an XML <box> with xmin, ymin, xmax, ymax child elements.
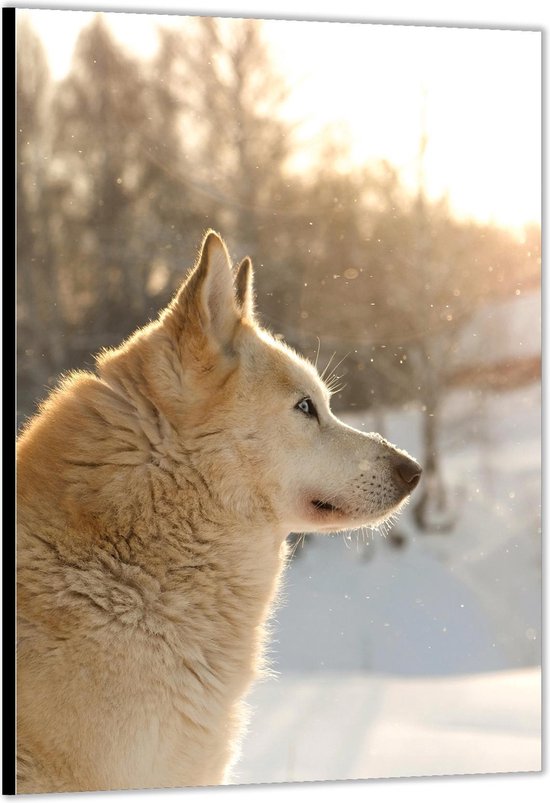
<box><xmin>16</xmin><ymin>232</ymin><xmax>420</xmax><ymax>792</ymax></box>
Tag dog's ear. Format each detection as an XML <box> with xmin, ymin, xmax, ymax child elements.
<box><xmin>234</xmin><ymin>256</ymin><xmax>255</xmax><ymax>320</ymax></box>
<box><xmin>195</xmin><ymin>231</ymin><xmax>237</xmax><ymax>344</ymax></box>
<box><xmin>168</xmin><ymin>231</ymin><xmax>240</xmax><ymax>351</ymax></box>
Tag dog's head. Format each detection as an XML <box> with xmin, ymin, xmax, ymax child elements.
<box><xmin>99</xmin><ymin>231</ymin><xmax>421</xmax><ymax>535</ymax></box>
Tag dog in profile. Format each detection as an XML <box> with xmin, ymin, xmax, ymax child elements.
<box><xmin>16</xmin><ymin>232</ymin><xmax>421</xmax><ymax>792</ymax></box>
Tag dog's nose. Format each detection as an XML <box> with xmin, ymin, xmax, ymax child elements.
<box><xmin>392</xmin><ymin>456</ymin><xmax>422</xmax><ymax>492</ymax></box>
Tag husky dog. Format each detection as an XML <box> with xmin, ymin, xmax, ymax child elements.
<box><xmin>16</xmin><ymin>232</ymin><xmax>421</xmax><ymax>792</ymax></box>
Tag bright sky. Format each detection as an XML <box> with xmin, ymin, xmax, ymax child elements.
<box><xmin>20</xmin><ymin>8</ymin><xmax>541</xmax><ymax>232</ymax></box>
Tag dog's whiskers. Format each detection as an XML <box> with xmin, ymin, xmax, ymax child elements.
<box><xmin>319</xmin><ymin>351</ymin><xmax>337</xmax><ymax>381</ymax></box>
<box><xmin>313</xmin><ymin>337</ymin><xmax>322</xmax><ymax>370</ymax></box>
<box><xmin>326</xmin><ymin>381</ymin><xmax>347</xmax><ymax>397</ymax></box>
<box><xmin>323</xmin><ymin>351</ymin><xmax>351</xmax><ymax>388</ymax></box>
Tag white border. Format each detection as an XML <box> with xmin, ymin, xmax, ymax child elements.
<box><xmin>2</xmin><ymin>0</ymin><xmax>550</xmax><ymax>28</ymax></box>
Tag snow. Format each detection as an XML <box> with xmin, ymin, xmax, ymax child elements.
<box><xmin>232</xmin><ymin>668</ymin><xmax>541</xmax><ymax>785</ymax></box>
<box><xmin>270</xmin><ymin>534</ymin><xmax>509</xmax><ymax>675</ymax></box>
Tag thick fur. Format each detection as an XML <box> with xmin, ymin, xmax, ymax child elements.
<box><xmin>16</xmin><ymin>232</ymin><xmax>420</xmax><ymax>792</ymax></box>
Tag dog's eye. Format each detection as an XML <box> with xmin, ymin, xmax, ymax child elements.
<box><xmin>295</xmin><ymin>397</ymin><xmax>318</xmax><ymax>420</ymax></box>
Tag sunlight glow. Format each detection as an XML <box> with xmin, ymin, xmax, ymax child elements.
<box><xmin>21</xmin><ymin>9</ymin><xmax>541</xmax><ymax>231</ymax></box>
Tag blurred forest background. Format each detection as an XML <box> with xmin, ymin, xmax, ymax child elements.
<box><xmin>17</xmin><ymin>13</ymin><xmax>540</xmax><ymax>538</ymax></box>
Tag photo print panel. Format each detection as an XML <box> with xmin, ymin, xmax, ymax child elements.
<box><xmin>15</xmin><ymin>6</ymin><xmax>541</xmax><ymax>793</ymax></box>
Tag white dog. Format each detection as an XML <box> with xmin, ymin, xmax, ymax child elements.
<box><xmin>16</xmin><ymin>232</ymin><xmax>421</xmax><ymax>792</ymax></box>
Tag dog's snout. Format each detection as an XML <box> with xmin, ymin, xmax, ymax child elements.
<box><xmin>392</xmin><ymin>456</ymin><xmax>422</xmax><ymax>492</ymax></box>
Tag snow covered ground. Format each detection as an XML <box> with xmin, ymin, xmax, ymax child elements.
<box><xmin>233</xmin><ymin>668</ymin><xmax>541</xmax><ymax>785</ymax></box>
